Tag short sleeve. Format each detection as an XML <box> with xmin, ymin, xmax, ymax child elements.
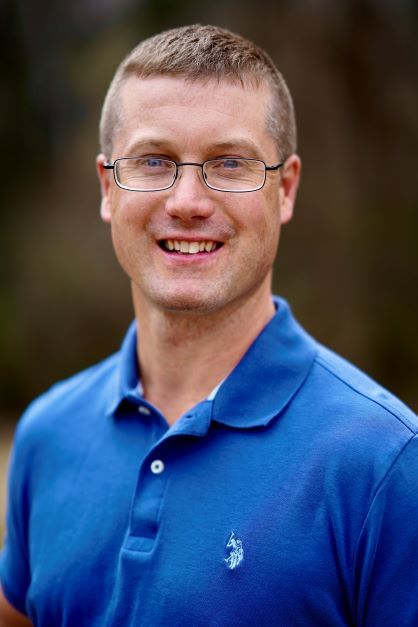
<box><xmin>354</xmin><ymin>434</ymin><xmax>418</xmax><ymax>625</ymax></box>
<box><xmin>0</xmin><ymin>422</ymin><xmax>32</xmax><ymax>615</ymax></box>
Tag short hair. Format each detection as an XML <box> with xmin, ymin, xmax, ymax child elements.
<box><xmin>99</xmin><ymin>24</ymin><xmax>297</xmax><ymax>160</ymax></box>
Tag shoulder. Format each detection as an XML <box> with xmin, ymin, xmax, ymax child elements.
<box><xmin>13</xmin><ymin>352</ymin><xmax>120</xmax><ymax>455</ymax></box>
<box><xmin>311</xmin><ymin>343</ymin><xmax>417</xmax><ymax>434</ymax></box>
<box><xmin>285</xmin><ymin>343</ymin><xmax>418</xmax><ymax>532</ymax></box>
<box><xmin>295</xmin><ymin>342</ymin><xmax>418</xmax><ymax>486</ymax></box>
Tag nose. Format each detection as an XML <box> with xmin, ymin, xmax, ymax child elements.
<box><xmin>164</xmin><ymin>165</ymin><xmax>216</xmax><ymax>221</ymax></box>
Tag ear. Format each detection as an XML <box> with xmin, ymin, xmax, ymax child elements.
<box><xmin>278</xmin><ymin>154</ymin><xmax>301</xmax><ymax>224</ymax></box>
<box><xmin>96</xmin><ymin>154</ymin><xmax>113</xmax><ymax>223</ymax></box>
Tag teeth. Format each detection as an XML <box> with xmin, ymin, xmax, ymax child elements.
<box><xmin>163</xmin><ymin>240</ymin><xmax>218</xmax><ymax>254</ymax></box>
<box><xmin>189</xmin><ymin>242</ymin><xmax>200</xmax><ymax>254</ymax></box>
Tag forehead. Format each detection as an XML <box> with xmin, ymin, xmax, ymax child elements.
<box><xmin>113</xmin><ymin>75</ymin><xmax>276</xmax><ymax>158</ymax></box>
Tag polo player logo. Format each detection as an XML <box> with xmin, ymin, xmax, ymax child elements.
<box><xmin>224</xmin><ymin>532</ymin><xmax>244</xmax><ymax>570</ymax></box>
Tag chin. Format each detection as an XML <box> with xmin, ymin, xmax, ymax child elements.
<box><xmin>143</xmin><ymin>284</ymin><xmax>229</xmax><ymax>315</ymax></box>
<box><xmin>158</xmin><ymin>295</ymin><xmax>222</xmax><ymax>315</ymax></box>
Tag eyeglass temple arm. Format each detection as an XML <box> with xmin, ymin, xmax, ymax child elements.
<box><xmin>103</xmin><ymin>164</ymin><xmax>114</xmax><ymax>170</ymax></box>
<box><xmin>265</xmin><ymin>162</ymin><xmax>284</xmax><ymax>171</ymax></box>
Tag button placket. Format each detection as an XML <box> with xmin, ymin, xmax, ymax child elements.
<box><xmin>126</xmin><ymin>446</ymin><xmax>170</xmax><ymax>552</ymax></box>
<box><xmin>125</xmin><ymin>401</ymin><xmax>212</xmax><ymax>553</ymax></box>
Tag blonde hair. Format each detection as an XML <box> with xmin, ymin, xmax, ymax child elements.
<box><xmin>99</xmin><ymin>24</ymin><xmax>296</xmax><ymax>160</ymax></box>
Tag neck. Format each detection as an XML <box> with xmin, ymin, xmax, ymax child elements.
<box><xmin>133</xmin><ymin>286</ymin><xmax>275</xmax><ymax>425</ymax></box>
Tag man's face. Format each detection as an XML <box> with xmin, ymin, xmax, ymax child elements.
<box><xmin>97</xmin><ymin>75</ymin><xmax>300</xmax><ymax>316</ymax></box>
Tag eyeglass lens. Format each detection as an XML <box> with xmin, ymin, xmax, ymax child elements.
<box><xmin>114</xmin><ymin>158</ymin><xmax>266</xmax><ymax>192</ymax></box>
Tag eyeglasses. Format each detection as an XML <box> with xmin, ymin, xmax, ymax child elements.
<box><xmin>103</xmin><ymin>157</ymin><xmax>284</xmax><ymax>193</ymax></box>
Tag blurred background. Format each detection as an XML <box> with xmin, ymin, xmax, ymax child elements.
<box><xmin>1</xmin><ymin>0</ymin><xmax>417</xmax><ymax>535</ymax></box>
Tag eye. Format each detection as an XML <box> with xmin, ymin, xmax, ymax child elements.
<box><xmin>143</xmin><ymin>157</ymin><xmax>166</xmax><ymax>168</ymax></box>
<box><xmin>219</xmin><ymin>158</ymin><xmax>242</xmax><ymax>170</ymax></box>
<box><xmin>135</xmin><ymin>157</ymin><xmax>174</xmax><ymax>175</ymax></box>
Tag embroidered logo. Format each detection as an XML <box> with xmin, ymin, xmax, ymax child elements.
<box><xmin>224</xmin><ymin>532</ymin><xmax>244</xmax><ymax>570</ymax></box>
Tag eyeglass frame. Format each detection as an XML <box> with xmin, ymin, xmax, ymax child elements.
<box><xmin>103</xmin><ymin>156</ymin><xmax>285</xmax><ymax>193</ymax></box>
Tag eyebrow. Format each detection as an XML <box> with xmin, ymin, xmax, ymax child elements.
<box><xmin>123</xmin><ymin>137</ymin><xmax>170</xmax><ymax>155</ymax></box>
<box><xmin>207</xmin><ymin>139</ymin><xmax>262</xmax><ymax>156</ymax></box>
<box><xmin>121</xmin><ymin>136</ymin><xmax>263</xmax><ymax>158</ymax></box>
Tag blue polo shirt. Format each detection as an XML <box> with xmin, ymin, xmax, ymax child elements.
<box><xmin>2</xmin><ymin>297</ymin><xmax>418</xmax><ymax>626</ymax></box>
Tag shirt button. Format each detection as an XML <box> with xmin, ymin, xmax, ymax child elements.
<box><xmin>150</xmin><ymin>459</ymin><xmax>165</xmax><ymax>474</ymax></box>
<box><xmin>138</xmin><ymin>405</ymin><xmax>151</xmax><ymax>415</ymax></box>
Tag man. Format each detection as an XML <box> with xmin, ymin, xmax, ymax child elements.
<box><xmin>1</xmin><ymin>24</ymin><xmax>417</xmax><ymax>626</ymax></box>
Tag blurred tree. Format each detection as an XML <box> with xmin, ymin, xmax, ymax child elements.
<box><xmin>0</xmin><ymin>0</ymin><xmax>417</xmax><ymax>419</ymax></box>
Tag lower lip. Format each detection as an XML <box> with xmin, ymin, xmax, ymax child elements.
<box><xmin>158</xmin><ymin>246</ymin><xmax>223</xmax><ymax>264</ymax></box>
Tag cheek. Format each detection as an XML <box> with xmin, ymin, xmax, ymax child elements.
<box><xmin>109</xmin><ymin>208</ymin><xmax>145</xmax><ymax>272</ymax></box>
<box><xmin>259</xmin><ymin>219</ymin><xmax>281</xmax><ymax>268</ymax></box>
<box><xmin>110</xmin><ymin>220</ymin><xmax>131</xmax><ymax>272</ymax></box>
<box><xmin>232</xmin><ymin>206</ymin><xmax>281</xmax><ymax>277</ymax></box>
<box><xmin>239</xmin><ymin>195</ymin><xmax>281</xmax><ymax>246</ymax></box>
<box><xmin>109</xmin><ymin>194</ymin><xmax>151</xmax><ymax>243</ymax></box>
<box><xmin>254</xmin><ymin>206</ymin><xmax>282</xmax><ymax>266</ymax></box>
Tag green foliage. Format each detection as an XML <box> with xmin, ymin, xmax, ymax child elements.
<box><xmin>1</xmin><ymin>0</ymin><xmax>417</xmax><ymax>419</ymax></box>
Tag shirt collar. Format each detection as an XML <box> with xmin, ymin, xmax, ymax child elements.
<box><xmin>106</xmin><ymin>320</ymin><xmax>139</xmax><ymax>417</ymax></box>
<box><xmin>210</xmin><ymin>297</ymin><xmax>317</xmax><ymax>428</ymax></box>
<box><xmin>108</xmin><ymin>297</ymin><xmax>317</xmax><ymax>428</ymax></box>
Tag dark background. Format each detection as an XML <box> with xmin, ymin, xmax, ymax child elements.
<box><xmin>1</xmin><ymin>0</ymin><xmax>417</xmax><ymax>427</ymax></box>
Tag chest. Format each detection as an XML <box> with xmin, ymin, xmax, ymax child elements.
<box><xmin>26</xmin><ymin>424</ymin><xmax>359</xmax><ymax>626</ymax></box>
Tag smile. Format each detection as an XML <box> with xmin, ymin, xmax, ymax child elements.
<box><xmin>159</xmin><ymin>240</ymin><xmax>222</xmax><ymax>254</ymax></box>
